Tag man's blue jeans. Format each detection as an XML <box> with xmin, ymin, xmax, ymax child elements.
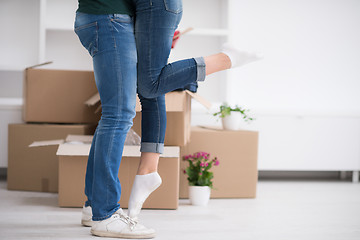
<box><xmin>75</xmin><ymin>12</ymin><xmax>137</xmax><ymax>221</ymax></box>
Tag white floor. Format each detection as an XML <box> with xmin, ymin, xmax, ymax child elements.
<box><xmin>0</xmin><ymin>179</ymin><xmax>359</xmax><ymax>240</ymax></box>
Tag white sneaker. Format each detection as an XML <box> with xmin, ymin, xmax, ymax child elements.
<box><xmin>91</xmin><ymin>208</ymin><xmax>156</xmax><ymax>239</ymax></box>
<box><xmin>81</xmin><ymin>206</ymin><xmax>94</xmax><ymax>227</ymax></box>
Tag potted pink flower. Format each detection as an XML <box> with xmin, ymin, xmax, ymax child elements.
<box><xmin>182</xmin><ymin>152</ymin><xmax>220</xmax><ymax>206</ymax></box>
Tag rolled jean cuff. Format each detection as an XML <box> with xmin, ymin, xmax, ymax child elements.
<box><xmin>140</xmin><ymin>142</ymin><xmax>164</xmax><ymax>154</ymax></box>
<box><xmin>194</xmin><ymin>57</ymin><xmax>206</xmax><ymax>82</ymax></box>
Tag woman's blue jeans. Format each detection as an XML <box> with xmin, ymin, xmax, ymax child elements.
<box><xmin>74</xmin><ymin>0</ymin><xmax>206</xmax><ymax>221</ymax></box>
<box><xmin>135</xmin><ymin>0</ymin><xmax>206</xmax><ymax>153</ymax></box>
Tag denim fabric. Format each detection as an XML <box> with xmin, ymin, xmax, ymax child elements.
<box><xmin>74</xmin><ymin>12</ymin><xmax>137</xmax><ymax>221</ymax></box>
<box><xmin>138</xmin><ymin>94</ymin><xmax>166</xmax><ymax>154</ymax></box>
<box><xmin>134</xmin><ymin>0</ymin><xmax>206</xmax><ymax>154</ymax></box>
<box><xmin>134</xmin><ymin>0</ymin><xmax>206</xmax><ymax>100</ymax></box>
<box><xmin>74</xmin><ymin>0</ymin><xmax>209</xmax><ymax>219</ymax></box>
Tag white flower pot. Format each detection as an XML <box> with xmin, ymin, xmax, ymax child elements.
<box><xmin>221</xmin><ymin>112</ymin><xmax>242</xmax><ymax>130</ymax></box>
<box><xmin>188</xmin><ymin>186</ymin><xmax>211</xmax><ymax>206</ymax></box>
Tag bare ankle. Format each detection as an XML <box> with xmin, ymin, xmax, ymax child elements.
<box><xmin>220</xmin><ymin>53</ymin><xmax>232</xmax><ymax>69</ymax></box>
<box><xmin>137</xmin><ymin>168</ymin><xmax>157</xmax><ymax>175</ymax></box>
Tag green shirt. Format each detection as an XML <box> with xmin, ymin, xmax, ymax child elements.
<box><xmin>77</xmin><ymin>0</ymin><xmax>135</xmax><ymax>16</ymax></box>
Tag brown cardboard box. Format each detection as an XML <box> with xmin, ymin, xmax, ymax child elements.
<box><xmin>87</xmin><ymin>90</ymin><xmax>211</xmax><ymax>146</ymax></box>
<box><xmin>56</xmin><ymin>139</ymin><xmax>179</xmax><ymax>209</ymax></box>
<box><xmin>180</xmin><ymin>126</ymin><xmax>258</xmax><ymax>198</ymax></box>
<box><xmin>23</xmin><ymin>64</ymin><xmax>101</xmax><ymax>123</ymax></box>
<box><xmin>7</xmin><ymin>124</ymin><xmax>95</xmax><ymax>192</ymax></box>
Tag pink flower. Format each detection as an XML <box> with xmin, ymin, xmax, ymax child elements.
<box><xmin>205</xmin><ymin>162</ymin><xmax>209</xmax><ymax>167</ymax></box>
<box><xmin>183</xmin><ymin>170</ymin><xmax>186</xmax><ymax>174</ymax></box>
<box><xmin>199</xmin><ymin>172</ymin><xmax>203</xmax><ymax>176</ymax></box>
<box><xmin>214</xmin><ymin>160</ymin><xmax>220</xmax><ymax>166</ymax></box>
<box><xmin>200</xmin><ymin>162</ymin><xmax>205</xmax><ymax>167</ymax></box>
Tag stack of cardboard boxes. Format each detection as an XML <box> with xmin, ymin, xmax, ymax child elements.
<box><xmin>8</xmin><ymin>65</ymin><xmax>99</xmax><ymax>193</ymax></box>
<box><xmin>8</xmin><ymin>64</ymin><xmax>259</xmax><ymax>210</ymax></box>
<box><xmin>7</xmin><ymin>65</ymin><xmax>191</xmax><ymax>209</ymax></box>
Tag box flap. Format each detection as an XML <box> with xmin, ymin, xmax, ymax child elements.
<box><xmin>57</xmin><ymin>144</ymin><xmax>179</xmax><ymax>158</ymax></box>
<box><xmin>29</xmin><ymin>135</ymin><xmax>94</xmax><ymax>148</ymax></box>
<box><xmin>196</xmin><ymin>125</ymin><xmax>258</xmax><ymax>133</ymax></box>
<box><xmin>56</xmin><ymin>143</ymin><xmax>91</xmax><ymax>156</ymax></box>
<box><xmin>29</xmin><ymin>139</ymin><xmax>65</xmax><ymax>147</ymax></box>
<box><xmin>161</xmin><ymin>146</ymin><xmax>180</xmax><ymax>157</ymax></box>
<box><xmin>25</xmin><ymin>61</ymin><xmax>53</xmax><ymax>70</ymax></box>
<box><xmin>65</xmin><ymin>135</ymin><xmax>93</xmax><ymax>143</ymax></box>
<box><xmin>85</xmin><ymin>93</ymin><xmax>100</xmax><ymax>106</ymax></box>
<box><xmin>184</xmin><ymin>90</ymin><xmax>212</xmax><ymax>110</ymax></box>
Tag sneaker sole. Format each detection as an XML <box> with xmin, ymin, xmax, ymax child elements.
<box><xmin>91</xmin><ymin>229</ymin><xmax>156</xmax><ymax>239</ymax></box>
<box><xmin>81</xmin><ymin>219</ymin><xmax>94</xmax><ymax>227</ymax></box>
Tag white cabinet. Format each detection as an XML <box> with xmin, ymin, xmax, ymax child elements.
<box><xmin>0</xmin><ymin>99</ymin><xmax>23</xmax><ymax>168</ymax></box>
<box><xmin>191</xmin><ymin>104</ymin><xmax>360</xmax><ymax>182</ymax></box>
<box><xmin>251</xmin><ymin>114</ymin><xmax>360</xmax><ymax>182</ymax></box>
<box><xmin>0</xmin><ymin>0</ymin><xmax>40</xmax><ymax>70</ymax></box>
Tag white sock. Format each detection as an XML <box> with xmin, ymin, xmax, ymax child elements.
<box><xmin>221</xmin><ymin>42</ymin><xmax>263</xmax><ymax>68</ymax></box>
<box><xmin>128</xmin><ymin>172</ymin><xmax>162</xmax><ymax>219</ymax></box>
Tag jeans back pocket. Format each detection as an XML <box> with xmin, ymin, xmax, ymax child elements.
<box><xmin>163</xmin><ymin>0</ymin><xmax>182</xmax><ymax>14</ymax></box>
<box><xmin>75</xmin><ymin>21</ymin><xmax>98</xmax><ymax>57</ymax></box>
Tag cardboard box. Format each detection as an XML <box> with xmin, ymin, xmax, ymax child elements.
<box><xmin>180</xmin><ymin>126</ymin><xmax>259</xmax><ymax>198</ymax></box>
<box><xmin>23</xmin><ymin>63</ymin><xmax>101</xmax><ymax>123</ymax></box>
<box><xmin>7</xmin><ymin>123</ymin><xmax>95</xmax><ymax>192</ymax></box>
<box><xmin>56</xmin><ymin>136</ymin><xmax>180</xmax><ymax>209</ymax></box>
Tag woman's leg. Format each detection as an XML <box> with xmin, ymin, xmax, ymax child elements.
<box><xmin>204</xmin><ymin>53</ymin><xmax>231</xmax><ymax>75</ymax></box>
<box><xmin>129</xmin><ymin>3</ymin><xmax>194</xmax><ymax>215</ymax></box>
<box><xmin>128</xmin><ymin>0</ymin><xmax>262</xmax><ymax>220</ymax></box>
<box><xmin>134</xmin><ymin>0</ymin><xmax>261</xmax><ymax>99</ymax></box>
<box><xmin>137</xmin><ymin>94</ymin><xmax>166</xmax><ymax>176</ymax></box>
<box><xmin>134</xmin><ymin>0</ymin><xmax>205</xmax><ymax>99</ymax></box>
<box><xmin>75</xmin><ymin>12</ymin><xmax>137</xmax><ymax>221</ymax></box>
<box><xmin>128</xmin><ymin>94</ymin><xmax>166</xmax><ymax>219</ymax></box>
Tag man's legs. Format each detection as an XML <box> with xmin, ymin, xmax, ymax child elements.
<box><xmin>75</xmin><ymin>12</ymin><xmax>137</xmax><ymax>221</ymax></box>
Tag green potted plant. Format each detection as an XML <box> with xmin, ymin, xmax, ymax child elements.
<box><xmin>182</xmin><ymin>152</ymin><xmax>220</xmax><ymax>206</ymax></box>
<box><xmin>213</xmin><ymin>103</ymin><xmax>254</xmax><ymax>130</ymax></box>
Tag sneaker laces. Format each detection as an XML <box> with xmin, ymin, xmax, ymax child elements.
<box><xmin>118</xmin><ymin>212</ymin><xmax>138</xmax><ymax>231</ymax></box>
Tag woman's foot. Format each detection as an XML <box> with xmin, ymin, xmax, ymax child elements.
<box><xmin>128</xmin><ymin>172</ymin><xmax>162</xmax><ymax>219</ymax></box>
<box><xmin>221</xmin><ymin>43</ymin><xmax>263</xmax><ymax>68</ymax></box>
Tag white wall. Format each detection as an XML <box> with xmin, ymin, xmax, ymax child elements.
<box><xmin>227</xmin><ymin>0</ymin><xmax>360</xmax><ymax>115</ymax></box>
<box><xmin>0</xmin><ymin>0</ymin><xmax>40</xmax><ymax>69</ymax></box>
<box><xmin>222</xmin><ymin>0</ymin><xmax>360</xmax><ymax>173</ymax></box>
